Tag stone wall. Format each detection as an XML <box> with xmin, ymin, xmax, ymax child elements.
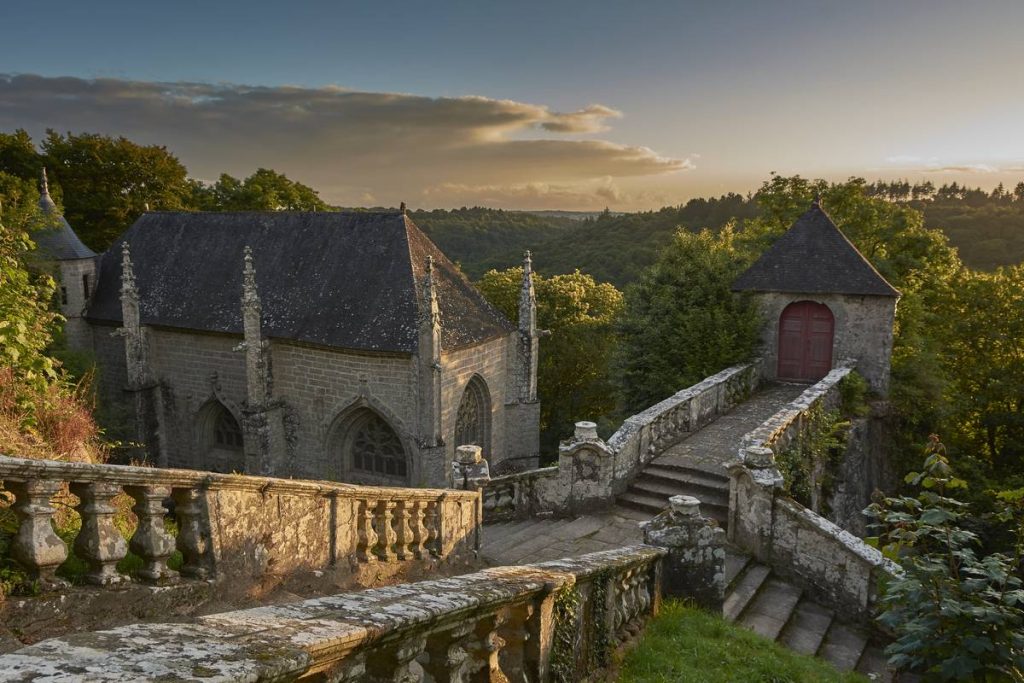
<box><xmin>0</xmin><ymin>455</ymin><xmax>480</xmax><ymax>646</ymax></box>
<box><xmin>89</xmin><ymin>322</ymin><xmax>518</xmax><ymax>488</ymax></box>
<box><xmin>0</xmin><ymin>545</ymin><xmax>665</xmax><ymax>682</ymax></box>
<box><xmin>479</xmin><ymin>363</ymin><xmax>761</xmax><ymax>521</ymax></box>
<box><xmin>727</xmin><ymin>367</ymin><xmax>900</xmax><ymax>621</ymax></box>
<box><xmin>57</xmin><ymin>257</ymin><xmax>97</xmax><ymax>352</ymax></box>
<box><xmin>754</xmin><ymin>292</ymin><xmax>896</xmax><ymax>394</ymax></box>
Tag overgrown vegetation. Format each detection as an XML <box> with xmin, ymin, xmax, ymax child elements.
<box><xmin>866</xmin><ymin>437</ymin><xmax>1024</xmax><ymax>680</ymax></box>
<box><xmin>618</xmin><ymin>600</ymin><xmax>867</xmax><ymax>682</ymax></box>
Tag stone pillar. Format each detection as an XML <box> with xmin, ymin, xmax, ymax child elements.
<box><xmin>556</xmin><ymin>421</ymin><xmax>614</xmax><ymax>512</ymax></box>
<box><xmin>417</xmin><ymin>256</ymin><xmax>446</xmax><ymax>486</ymax></box>
<box><xmin>643</xmin><ymin>495</ymin><xmax>726</xmax><ymax>611</ymax></box>
<box><xmin>517</xmin><ymin>251</ymin><xmax>539</xmax><ymax>403</ymax></box>
<box><xmin>235</xmin><ymin>247</ymin><xmax>288</xmax><ymax>476</ymax></box>
<box><xmin>452</xmin><ymin>444</ymin><xmax>490</xmax><ymax>490</ymax></box>
<box><xmin>114</xmin><ymin>243</ymin><xmax>166</xmax><ymax>465</ymax></box>
<box><xmin>727</xmin><ymin>446</ymin><xmax>783</xmax><ymax>563</ymax></box>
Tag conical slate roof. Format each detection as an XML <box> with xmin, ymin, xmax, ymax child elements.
<box><xmin>33</xmin><ymin>171</ymin><xmax>96</xmax><ymax>260</ymax></box>
<box><xmin>86</xmin><ymin>211</ymin><xmax>515</xmax><ymax>353</ymax></box>
<box><xmin>732</xmin><ymin>201</ymin><xmax>899</xmax><ymax>297</ymax></box>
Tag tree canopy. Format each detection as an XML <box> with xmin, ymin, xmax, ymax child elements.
<box><xmin>477</xmin><ymin>267</ymin><xmax>623</xmax><ymax>456</ymax></box>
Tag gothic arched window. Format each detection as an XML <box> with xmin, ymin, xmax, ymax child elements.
<box><xmin>333</xmin><ymin>408</ymin><xmax>408</xmax><ymax>483</ymax></box>
<box><xmin>455</xmin><ymin>375</ymin><xmax>491</xmax><ymax>454</ymax></box>
<box><xmin>199</xmin><ymin>401</ymin><xmax>245</xmax><ymax>473</ymax></box>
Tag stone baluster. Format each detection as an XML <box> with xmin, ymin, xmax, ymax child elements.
<box><xmin>410</xmin><ymin>499</ymin><xmax>429</xmax><ymax>559</ymax></box>
<box><xmin>69</xmin><ymin>481</ymin><xmax>128</xmax><ymax>585</ymax></box>
<box><xmin>421</xmin><ymin>621</ymin><xmax>475</xmax><ymax>682</ymax></box>
<box><xmin>482</xmin><ymin>611</ymin><xmax>509</xmax><ymax>681</ymax></box>
<box><xmin>394</xmin><ymin>499</ymin><xmax>414</xmax><ymax>561</ymax></box>
<box><xmin>376</xmin><ymin>500</ymin><xmax>399</xmax><ymax>562</ymax></box>
<box><xmin>6</xmin><ymin>479</ymin><xmax>68</xmax><ymax>587</ymax></box>
<box><xmin>171</xmin><ymin>487</ymin><xmax>211</xmax><ymax>579</ymax></box>
<box><xmin>356</xmin><ymin>497</ymin><xmax>379</xmax><ymax>563</ymax></box>
<box><xmin>124</xmin><ymin>484</ymin><xmax>178</xmax><ymax>583</ymax></box>
<box><xmin>367</xmin><ymin>634</ymin><xmax>427</xmax><ymax>682</ymax></box>
<box><xmin>424</xmin><ymin>499</ymin><xmax>441</xmax><ymax>557</ymax></box>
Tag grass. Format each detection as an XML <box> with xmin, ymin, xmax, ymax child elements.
<box><xmin>617</xmin><ymin>601</ymin><xmax>868</xmax><ymax>683</ymax></box>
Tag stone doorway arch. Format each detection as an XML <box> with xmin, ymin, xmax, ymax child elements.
<box><xmin>778</xmin><ymin>300</ymin><xmax>834</xmax><ymax>382</ymax></box>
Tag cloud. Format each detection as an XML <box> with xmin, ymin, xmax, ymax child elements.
<box><xmin>540</xmin><ymin>104</ymin><xmax>622</xmax><ymax>133</ymax></box>
<box><xmin>422</xmin><ymin>176</ymin><xmax>677</xmax><ymax>209</ymax></box>
<box><xmin>880</xmin><ymin>155</ymin><xmax>1024</xmax><ymax>175</ymax></box>
<box><xmin>0</xmin><ymin>74</ymin><xmax>687</xmax><ymax>207</ymax></box>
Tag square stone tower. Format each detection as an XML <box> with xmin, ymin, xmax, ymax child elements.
<box><xmin>732</xmin><ymin>199</ymin><xmax>900</xmax><ymax>394</ymax></box>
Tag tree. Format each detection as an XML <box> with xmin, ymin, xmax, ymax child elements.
<box><xmin>41</xmin><ymin>131</ymin><xmax>192</xmax><ymax>251</ymax></box>
<box><xmin>615</xmin><ymin>225</ymin><xmax>760</xmax><ymax>413</ymax></box>
<box><xmin>0</xmin><ymin>129</ymin><xmax>43</xmax><ymax>181</ymax></box>
<box><xmin>0</xmin><ymin>172</ymin><xmax>59</xmax><ymax>394</ymax></box>
<box><xmin>477</xmin><ymin>267</ymin><xmax>623</xmax><ymax>456</ymax></box>
<box><xmin>190</xmin><ymin>168</ymin><xmax>329</xmax><ymax>211</ymax></box>
<box><xmin>867</xmin><ymin>437</ymin><xmax>1024</xmax><ymax>680</ymax></box>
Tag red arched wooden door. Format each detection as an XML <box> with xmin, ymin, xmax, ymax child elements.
<box><xmin>777</xmin><ymin>301</ymin><xmax>834</xmax><ymax>382</ymax></box>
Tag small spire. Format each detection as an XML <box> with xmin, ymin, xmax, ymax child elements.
<box><xmin>523</xmin><ymin>250</ymin><xmax>532</xmax><ymax>275</ymax></box>
<box><xmin>399</xmin><ymin>201</ymin><xmax>407</xmax><ymax>215</ymax></box>
<box><xmin>121</xmin><ymin>243</ymin><xmax>137</xmax><ymax>295</ymax></box>
<box><xmin>425</xmin><ymin>254</ymin><xmax>434</xmax><ymax>274</ymax></box>
<box><xmin>40</xmin><ymin>167</ymin><xmax>49</xmax><ymax>196</ymax></box>
<box><xmin>812</xmin><ymin>192</ymin><xmax>822</xmax><ymax>208</ymax></box>
<box><xmin>242</xmin><ymin>246</ymin><xmax>259</xmax><ymax>306</ymax></box>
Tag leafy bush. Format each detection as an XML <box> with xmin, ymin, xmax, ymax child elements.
<box><xmin>866</xmin><ymin>436</ymin><xmax>1024</xmax><ymax>680</ymax></box>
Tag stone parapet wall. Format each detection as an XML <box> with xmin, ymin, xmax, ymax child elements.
<box><xmin>481</xmin><ymin>466</ymin><xmax>559</xmax><ymax>521</ymax></box>
<box><xmin>0</xmin><ymin>545</ymin><xmax>665</xmax><ymax>682</ymax></box>
<box><xmin>608</xmin><ymin>362</ymin><xmax>761</xmax><ymax>487</ymax></box>
<box><xmin>727</xmin><ymin>365</ymin><xmax>900</xmax><ymax>621</ymax></box>
<box><xmin>0</xmin><ymin>455</ymin><xmax>480</xmax><ymax>595</ymax></box>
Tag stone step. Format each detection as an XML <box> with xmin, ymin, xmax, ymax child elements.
<box><xmin>819</xmin><ymin>621</ymin><xmax>870</xmax><ymax>672</ymax></box>
<box><xmin>642</xmin><ymin>463</ymin><xmax>730</xmax><ymax>492</ymax></box>
<box><xmin>779</xmin><ymin>598</ymin><xmax>834</xmax><ymax>656</ymax></box>
<box><xmin>722</xmin><ymin>562</ymin><xmax>771</xmax><ymax>622</ymax></box>
<box><xmin>856</xmin><ymin>643</ymin><xmax>896</xmax><ymax>682</ymax></box>
<box><xmin>737</xmin><ymin>576</ymin><xmax>803</xmax><ymax>641</ymax></box>
<box><xmin>630</xmin><ymin>477</ymin><xmax>729</xmax><ymax>510</ymax></box>
<box><xmin>723</xmin><ymin>549</ymin><xmax>751</xmax><ymax>590</ymax></box>
<box><xmin>616</xmin><ymin>490</ymin><xmax>669</xmax><ymax>515</ymax></box>
<box><xmin>610</xmin><ymin>505</ymin><xmax>653</xmax><ymax>522</ymax></box>
<box><xmin>484</xmin><ymin>518</ymin><xmax>571</xmax><ymax>555</ymax></box>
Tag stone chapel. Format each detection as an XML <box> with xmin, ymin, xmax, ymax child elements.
<box><xmin>37</xmin><ymin>180</ymin><xmax>541</xmax><ymax>488</ymax></box>
<box><xmin>732</xmin><ymin>198</ymin><xmax>900</xmax><ymax>394</ymax></box>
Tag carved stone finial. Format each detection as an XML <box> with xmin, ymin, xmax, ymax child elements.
<box><xmin>573</xmin><ymin>421</ymin><xmax>598</xmax><ymax>441</ymax></box>
<box><xmin>400</xmin><ymin>201</ymin><xmax>407</xmax><ymax>215</ymax></box>
<box><xmin>41</xmin><ymin>167</ymin><xmax>49</xmax><ymax>196</ymax></box>
<box><xmin>242</xmin><ymin>246</ymin><xmax>259</xmax><ymax>308</ymax></box>
<box><xmin>523</xmin><ymin>250</ymin><xmax>532</xmax><ymax>274</ymax></box>
<box><xmin>812</xmin><ymin>192</ymin><xmax>821</xmax><ymax>207</ymax></box>
<box><xmin>121</xmin><ymin>243</ymin><xmax>137</xmax><ymax>296</ymax></box>
<box><xmin>669</xmin><ymin>494</ymin><xmax>702</xmax><ymax>518</ymax></box>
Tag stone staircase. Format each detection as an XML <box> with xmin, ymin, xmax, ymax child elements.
<box><xmin>617</xmin><ymin>462</ymin><xmax>731</xmax><ymax>525</ymax></box>
<box><xmin>724</xmin><ymin>548</ymin><xmax>895</xmax><ymax>681</ymax></box>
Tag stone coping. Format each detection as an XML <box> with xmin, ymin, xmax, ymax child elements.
<box><xmin>740</xmin><ymin>364</ymin><xmax>855</xmax><ymax>453</ymax></box>
<box><xmin>775</xmin><ymin>497</ymin><xmax>900</xmax><ymax>574</ymax></box>
<box><xmin>0</xmin><ymin>545</ymin><xmax>664</xmax><ymax>682</ymax></box>
<box><xmin>485</xmin><ymin>466</ymin><xmax>557</xmax><ymax>487</ymax></box>
<box><xmin>0</xmin><ymin>454</ymin><xmax>477</xmax><ymax>502</ymax></box>
<box><xmin>607</xmin><ymin>362</ymin><xmax>755</xmax><ymax>452</ymax></box>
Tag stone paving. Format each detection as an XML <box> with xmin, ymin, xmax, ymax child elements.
<box><xmin>652</xmin><ymin>381</ymin><xmax>807</xmax><ymax>477</ymax></box>
<box><xmin>483</xmin><ymin>383</ymin><xmax>807</xmax><ymax>566</ymax></box>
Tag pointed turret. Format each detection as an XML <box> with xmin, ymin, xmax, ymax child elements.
<box><xmin>34</xmin><ymin>168</ymin><xmax>95</xmax><ymax>261</ymax></box>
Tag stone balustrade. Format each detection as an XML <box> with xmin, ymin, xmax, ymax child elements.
<box><xmin>0</xmin><ymin>545</ymin><xmax>666</xmax><ymax>682</ymax></box>
<box><xmin>477</xmin><ymin>362</ymin><xmax>761</xmax><ymax>522</ymax></box>
<box><xmin>0</xmin><ymin>454</ymin><xmax>479</xmax><ymax>593</ymax></box>
<box><xmin>480</xmin><ymin>466</ymin><xmax>558</xmax><ymax>521</ymax></box>
<box><xmin>607</xmin><ymin>362</ymin><xmax>761</xmax><ymax>484</ymax></box>
<box><xmin>726</xmin><ymin>364</ymin><xmax>901</xmax><ymax>621</ymax></box>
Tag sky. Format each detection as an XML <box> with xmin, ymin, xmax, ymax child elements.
<box><xmin>2</xmin><ymin>0</ymin><xmax>1023</xmax><ymax>210</ymax></box>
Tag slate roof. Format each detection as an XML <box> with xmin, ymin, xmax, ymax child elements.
<box><xmin>87</xmin><ymin>211</ymin><xmax>515</xmax><ymax>353</ymax></box>
<box><xmin>732</xmin><ymin>201</ymin><xmax>899</xmax><ymax>297</ymax></box>
<box><xmin>33</xmin><ymin>188</ymin><xmax>96</xmax><ymax>261</ymax></box>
